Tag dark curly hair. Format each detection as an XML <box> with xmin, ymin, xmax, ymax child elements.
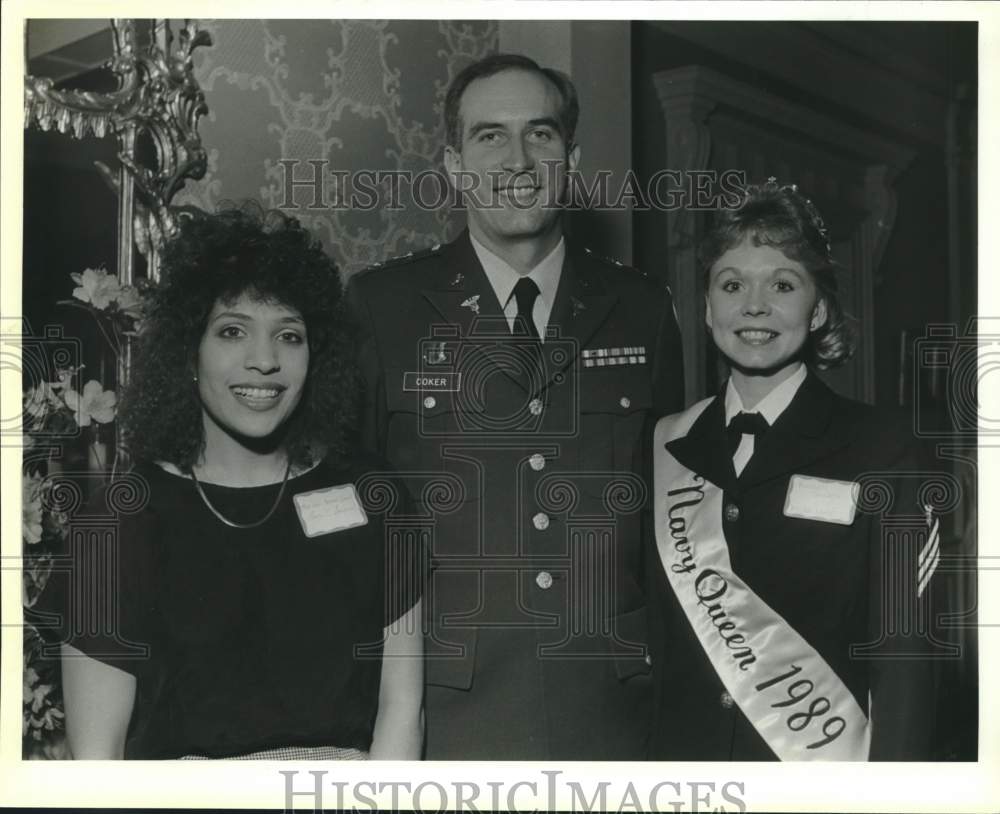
<box><xmin>699</xmin><ymin>179</ymin><xmax>855</xmax><ymax>369</ymax></box>
<box><xmin>444</xmin><ymin>53</ymin><xmax>580</xmax><ymax>149</ymax></box>
<box><xmin>119</xmin><ymin>202</ymin><xmax>357</xmax><ymax>470</ymax></box>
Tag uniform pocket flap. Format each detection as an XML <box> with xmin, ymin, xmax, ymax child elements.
<box><xmin>577</xmin><ymin>369</ymin><xmax>653</xmax><ymax>415</ymax></box>
<box><xmin>386</xmin><ymin>367</ymin><xmax>460</xmax><ymax>415</ymax></box>
<box><xmin>424</xmin><ymin>627</ymin><xmax>477</xmax><ymax>690</ymax></box>
<box><xmin>610</xmin><ymin>606</ymin><xmax>652</xmax><ymax>680</ymax></box>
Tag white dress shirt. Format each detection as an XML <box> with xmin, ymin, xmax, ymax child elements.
<box><xmin>724</xmin><ymin>363</ymin><xmax>808</xmax><ymax>476</ymax></box>
<box><xmin>470</xmin><ymin>234</ymin><xmax>564</xmax><ymax>342</ymax></box>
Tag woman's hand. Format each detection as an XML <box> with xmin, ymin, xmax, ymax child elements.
<box><xmin>369</xmin><ymin>599</ymin><xmax>424</xmax><ymax>760</ymax></box>
<box><xmin>61</xmin><ymin>644</ymin><xmax>136</xmax><ymax>759</ymax></box>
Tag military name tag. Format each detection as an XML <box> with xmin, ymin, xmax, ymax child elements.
<box><xmin>403</xmin><ymin>372</ymin><xmax>461</xmax><ymax>391</ymax></box>
<box><xmin>783</xmin><ymin>475</ymin><xmax>859</xmax><ymax>526</ymax></box>
<box><xmin>294</xmin><ymin>484</ymin><xmax>369</xmax><ymax>538</ymax></box>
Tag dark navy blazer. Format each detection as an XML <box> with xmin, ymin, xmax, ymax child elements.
<box><xmin>646</xmin><ymin>372</ymin><xmax>945</xmax><ymax>760</ymax></box>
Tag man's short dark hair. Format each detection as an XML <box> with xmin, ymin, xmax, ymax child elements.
<box><xmin>443</xmin><ymin>53</ymin><xmax>580</xmax><ymax>149</ymax></box>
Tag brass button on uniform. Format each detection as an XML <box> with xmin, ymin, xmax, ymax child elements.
<box><xmin>423</xmin><ymin>395</ymin><xmax>436</xmax><ymax>409</ymax></box>
<box><xmin>535</xmin><ymin>571</ymin><xmax>553</xmax><ymax>590</ymax></box>
<box><xmin>724</xmin><ymin>503</ymin><xmax>740</xmax><ymax>522</ymax></box>
<box><xmin>529</xmin><ymin>453</ymin><xmax>546</xmax><ymax>472</ymax></box>
<box><xmin>619</xmin><ymin>396</ymin><xmax>631</xmax><ymax>409</ymax></box>
<box><xmin>528</xmin><ymin>398</ymin><xmax>543</xmax><ymax>416</ymax></box>
<box><xmin>532</xmin><ymin>512</ymin><xmax>550</xmax><ymax>531</ymax></box>
<box><xmin>720</xmin><ymin>691</ymin><xmax>735</xmax><ymax>709</ymax></box>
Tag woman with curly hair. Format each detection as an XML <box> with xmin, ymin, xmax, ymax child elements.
<box><xmin>646</xmin><ymin>180</ymin><xmax>939</xmax><ymax>760</ymax></box>
<box><xmin>56</xmin><ymin>204</ymin><xmax>424</xmax><ymax>760</ymax></box>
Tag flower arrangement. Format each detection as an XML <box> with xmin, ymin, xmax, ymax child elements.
<box><xmin>61</xmin><ymin>266</ymin><xmax>144</xmax><ymax>357</ymax></box>
<box><xmin>22</xmin><ymin>457</ymin><xmax>73</xmax><ymax>758</ymax></box>
<box><xmin>22</xmin><ymin>626</ymin><xmax>70</xmax><ymax>760</ymax></box>
<box><xmin>22</xmin><ymin>266</ymin><xmax>144</xmax><ymax>759</ymax></box>
<box><xmin>23</xmin><ymin>370</ymin><xmax>117</xmax><ymax>455</ymax></box>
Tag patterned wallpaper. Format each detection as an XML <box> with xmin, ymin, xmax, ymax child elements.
<box><xmin>174</xmin><ymin>19</ymin><xmax>498</xmax><ymax>275</ymax></box>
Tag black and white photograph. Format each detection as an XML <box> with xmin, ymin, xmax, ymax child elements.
<box><xmin>2</xmin><ymin>3</ymin><xmax>996</xmax><ymax>812</ymax></box>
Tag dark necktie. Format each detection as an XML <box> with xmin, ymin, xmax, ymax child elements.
<box><xmin>511</xmin><ymin>277</ymin><xmax>541</xmax><ymax>341</ymax></box>
<box><xmin>726</xmin><ymin>411</ymin><xmax>769</xmax><ymax>456</ymax></box>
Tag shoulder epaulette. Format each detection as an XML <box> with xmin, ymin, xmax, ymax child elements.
<box><xmin>583</xmin><ymin>246</ymin><xmax>648</xmax><ymax>278</ymax></box>
<box><xmin>361</xmin><ymin>242</ymin><xmax>444</xmax><ymax>274</ymax></box>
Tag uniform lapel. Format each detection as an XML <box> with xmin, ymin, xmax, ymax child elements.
<box><xmin>420</xmin><ymin>231</ymin><xmax>530</xmax><ymax>392</ymax></box>
<box><xmin>738</xmin><ymin>372</ymin><xmax>848</xmax><ymax>491</ymax></box>
<box><xmin>537</xmin><ymin>244</ymin><xmax>619</xmax><ymax>392</ymax></box>
<box><xmin>663</xmin><ymin>393</ymin><xmax>735</xmax><ymax>492</ymax></box>
<box><xmin>421</xmin><ymin>231</ymin><xmax>507</xmax><ymax>337</ymax></box>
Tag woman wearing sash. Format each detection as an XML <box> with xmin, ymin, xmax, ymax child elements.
<box><xmin>50</xmin><ymin>204</ymin><xmax>424</xmax><ymax>759</ymax></box>
<box><xmin>646</xmin><ymin>180</ymin><xmax>939</xmax><ymax>760</ymax></box>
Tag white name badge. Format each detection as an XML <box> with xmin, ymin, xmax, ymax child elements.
<box><xmin>783</xmin><ymin>475</ymin><xmax>859</xmax><ymax>526</ymax></box>
<box><xmin>293</xmin><ymin>484</ymin><xmax>369</xmax><ymax>538</ymax></box>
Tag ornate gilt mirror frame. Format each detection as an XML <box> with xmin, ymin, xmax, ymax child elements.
<box><xmin>25</xmin><ymin>18</ymin><xmax>211</xmax><ymax>283</ymax></box>
<box><xmin>24</xmin><ymin>18</ymin><xmax>211</xmax><ymax>460</ymax></box>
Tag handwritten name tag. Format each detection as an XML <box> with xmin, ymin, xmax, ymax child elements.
<box><xmin>783</xmin><ymin>475</ymin><xmax>859</xmax><ymax>526</ymax></box>
<box><xmin>293</xmin><ymin>484</ymin><xmax>368</xmax><ymax>538</ymax></box>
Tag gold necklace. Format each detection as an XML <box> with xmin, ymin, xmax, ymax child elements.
<box><xmin>190</xmin><ymin>461</ymin><xmax>292</xmax><ymax>529</ymax></box>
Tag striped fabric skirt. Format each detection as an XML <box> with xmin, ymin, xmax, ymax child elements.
<box><xmin>180</xmin><ymin>745</ymin><xmax>368</xmax><ymax>760</ymax></box>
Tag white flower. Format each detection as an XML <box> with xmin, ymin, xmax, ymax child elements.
<box><xmin>23</xmin><ymin>667</ymin><xmax>40</xmax><ymax>699</ymax></box>
<box><xmin>52</xmin><ymin>369</ymin><xmax>74</xmax><ymax>391</ymax></box>
<box><xmin>63</xmin><ymin>380</ymin><xmax>117</xmax><ymax>426</ymax></box>
<box><xmin>114</xmin><ymin>286</ymin><xmax>143</xmax><ymax>321</ymax></box>
<box><xmin>40</xmin><ymin>704</ymin><xmax>65</xmax><ymax>730</ymax></box>
<box><xmin>71</xmin><ymin>267</ymin><xmax>122</xmax><ymax>310</ymax></box>
<box><xmin>31</xmin><ymin>686</ymin><xmax>52</xmax><ymax>715</ymax></box>
<box><xmin>22</xmin><ymin>472</ymin><xmax>44</xmax><ymax>544</ymax></box>
<box><xmin>23</xmin><ymin>383</ymin><xmax>59</xmax><ymax>419</ymax></box>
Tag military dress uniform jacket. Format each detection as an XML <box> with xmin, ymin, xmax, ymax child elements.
<box><xmin>346</xmin><ymin>231</ymin><xmax>684</xmax><ymax>759</ymax></box>
<box><xmin>646</xmin><ymin>372</ymin><xmax>943</xmax><ymax>760</ymax></box>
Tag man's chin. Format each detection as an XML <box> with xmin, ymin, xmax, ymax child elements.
<box><xmin>474</xmin><ymin>211</ymin><xmax>563</xmax><ymax>241</ymax></box>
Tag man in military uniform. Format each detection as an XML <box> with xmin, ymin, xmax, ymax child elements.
<box><xmin>346</xmin><ymin>53</ymin><xmax>684</xmax><ymax>759</ymax></box>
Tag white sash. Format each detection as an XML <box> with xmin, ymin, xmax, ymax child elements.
<box><xmin>653</xmin><ymin>402</ymin><xmax>871</xmax><ymax>761</ymax></box>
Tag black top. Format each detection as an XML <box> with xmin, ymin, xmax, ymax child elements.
<box><xmin>38</xmin><ymin>453</ymin><xmax>423</xmax><ymax>759</ymax></box>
